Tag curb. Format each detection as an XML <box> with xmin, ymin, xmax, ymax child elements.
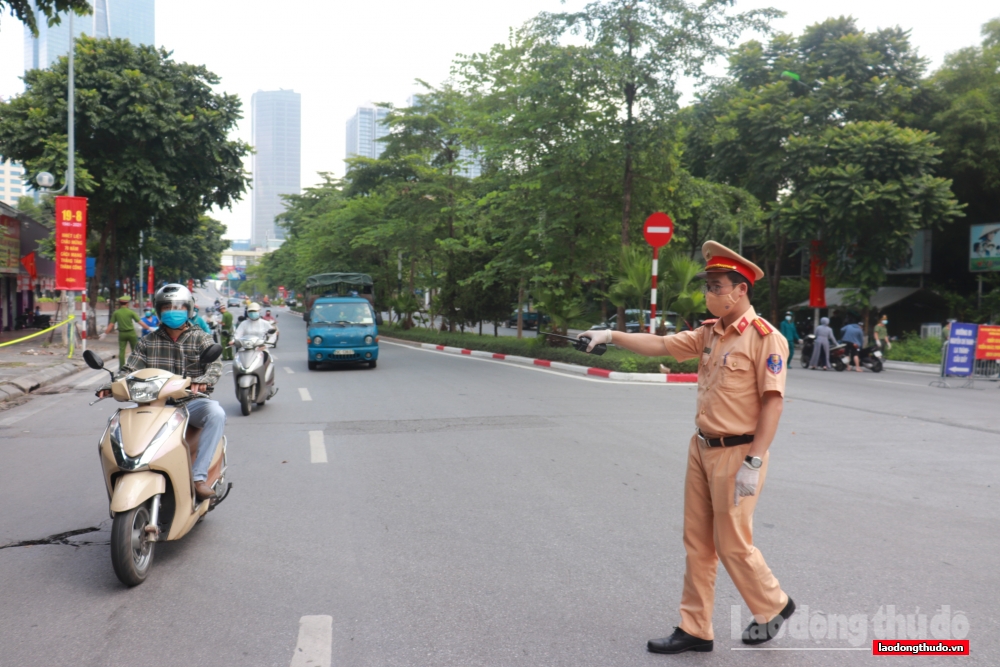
<box><xmin>0</xmin><ymin>349</ymin><xmax>116</xmax><ymax>404</ymax></box>
<box><xmin>380</xmin><ymin>337</ymin><xmax>698</xmax><ymax>384</ymax></box>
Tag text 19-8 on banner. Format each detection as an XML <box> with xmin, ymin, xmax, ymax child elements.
<box><xmin>55</xmin><ymin>196</ymin><xmax>87</xmax><ymax>291</ymax></box>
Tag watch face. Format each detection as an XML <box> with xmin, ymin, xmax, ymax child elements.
<box><xmin>746</xmin><ymin>456</ymin><xmax>762</xmax><ymax>469</ymax></box>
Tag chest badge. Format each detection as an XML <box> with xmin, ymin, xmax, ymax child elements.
<box><xmin>767</xmin><ymin>354</ymin><xmax>783</xmax><ymax>375</ymax></box>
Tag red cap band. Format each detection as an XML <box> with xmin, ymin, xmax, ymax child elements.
<box><xmin>704</xmin><ymin>258</ymin><xmax>756</xmax><ymax>285</ymax></box>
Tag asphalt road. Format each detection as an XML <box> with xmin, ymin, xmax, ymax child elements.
<box><xmin>0</xmin><ymin>309</ymin><xmax>996</xmax><ymax>666</ymax></box>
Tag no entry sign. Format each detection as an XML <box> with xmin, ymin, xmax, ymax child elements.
<box><xmin>643</xmin><ymin>212</ymin><xmax>674</xmax><ymax>248</ymax></box>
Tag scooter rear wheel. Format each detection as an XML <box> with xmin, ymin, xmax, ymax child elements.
<box><xmin>238</xmin><ymin>387</ymin><xmax>252</xmax><ymax>416</ymax></box>
<box><xmin>111</xmin><ymin>504</ymin><xmax>155</xmax><ymax>586</ymax></box>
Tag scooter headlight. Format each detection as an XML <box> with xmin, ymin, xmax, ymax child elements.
<box><xmin>127</xmin><ymin>377</ymin><xmax>168</xmax><ymax>403</ymax></box>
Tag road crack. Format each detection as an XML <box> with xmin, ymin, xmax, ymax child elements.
<box><xmin>0</xmin><ymin>525</ymin><xmax>106</xmax><ymax>550</ymax></box>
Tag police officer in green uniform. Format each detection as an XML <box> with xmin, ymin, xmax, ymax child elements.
<box><xmin>105</xmin><ymin>295</ymin><xmax>151</xmax><ymax>361</ymax></box>
<box><xmin>219</xmin><ymin>304</ymin><xmax>235</xmax><ymax>360</ymax></box>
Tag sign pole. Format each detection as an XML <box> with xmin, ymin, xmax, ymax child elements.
<box><xmin>642</xmin><ymin>213</ymin><xmax>674</xmax><ymax>335</ymax></box>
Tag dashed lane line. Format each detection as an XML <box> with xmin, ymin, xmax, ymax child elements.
<box><xmin>298</xmin><ymin>388</ymin><xmax>312</xmax><ymax>401</ymax></box>
<box><xmin>309</xmin><ymin>431</ymin><xmax>328</xmax><ymax>463</ymax></box>
<box><xmin>285</xmin><ymin>366</ymin><xmax>295</xmax><ymax>374</ymax></box>
<box><xmin>289</xmin><ymin>615</ymin><xmax>332</xmax><ymax>667</ymax></box>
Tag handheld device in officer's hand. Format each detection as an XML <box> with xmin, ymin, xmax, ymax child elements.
<box><xmin>545</xmin><ymin>332</ymin><xmax>607</xmax><ymax>356</ymax></box>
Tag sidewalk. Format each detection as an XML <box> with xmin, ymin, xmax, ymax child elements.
<box><xmin>0</xmin><ymin>309</ymin><xmax>120</xmax><ymax>404</ymax></box>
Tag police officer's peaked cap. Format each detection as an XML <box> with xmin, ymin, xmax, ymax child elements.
<box><xmin>696</xmin><ymin>241</ymin><xmax>765</xmax><ymax>285</ymax></box>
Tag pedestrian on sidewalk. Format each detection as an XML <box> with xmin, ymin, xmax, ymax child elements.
<box><xmin>584</xmin><ymin>241</ymin><xmax>795</xmax><ymax>654</ymax></box>
<box><xmin>874</xmin><ymin>316</ymin><xmax>891</xmax><ymax>354</ymax></box>
<box><xmin>840</xmin><ymin>319</ymin><xmax>865</xmax><ymax>372</ymax></box>
<box><xmin>105</xmin><ymin>295</ymin><xmax>151</xmax><ymax>361</ymax></box>
<box><xmin>779</xmin><ymin>312</ymin><xmax>800</xmax><ymax>366</ymax></box>
<box><xmin>809</xmin><ymin>317</ymin><xmax>837</xmax><ymax>370</ymax></box>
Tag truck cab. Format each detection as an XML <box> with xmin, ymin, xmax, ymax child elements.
<box><xmin>306</xmin><ymin>297</ymin><xmax>382</xmax><ymax>370</ymax></box>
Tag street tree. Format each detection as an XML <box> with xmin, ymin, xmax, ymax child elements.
<box><xmin>142</xmin><ymin>216</ymin><xmax>229</xmax><ymax>285</ymax></box>
<box><xmin>2</xmin><ymin>0</ymin><xmax>90</xmax><ymax>35</ymax></box>
<box><xmin>0</xmin><ymin>36</ymin><xmax>250</xmax><ymax>334</ymax></box>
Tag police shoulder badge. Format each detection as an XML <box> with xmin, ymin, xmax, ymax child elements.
<box><xmin>766</xmin><ymin>354</ymin><xmax>783</xmax><ymax>375</ymax></box>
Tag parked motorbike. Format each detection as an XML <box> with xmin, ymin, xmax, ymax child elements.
<box><xmin>800</xmin><ymin>335</ymin><xmax>882</xmax><ymax>372</ymax></box>
<box><xmin>83</xmin><ymin>345</ymin><xmax>231</xmax><ymax>587</ymax></box>
<box><xmin>232</xmin><ymin>330</ymin><xmax>277</xmax><ymax>416</ymax></box>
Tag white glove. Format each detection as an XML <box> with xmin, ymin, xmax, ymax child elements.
<box><xmin>583</xmin><ymin>328</ymin><xmax>613</xmax><ymax>352</ymax></box>
<box><xmin>734</xmin><ymin>464</ymin><xmax>760</xmax><ymax>505</ymax></box>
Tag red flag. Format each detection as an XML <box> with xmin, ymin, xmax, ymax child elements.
<box><xmin>809</xmin><ymin>240</ymin><xmax>826</xmax><ymax>308</ymax></box>
<box><xmin>20</xmin><ymin>251</ymin><xmax>37</xmax><ymax>279</ymax></box>
<box><xmin>148</xmin><ymin>265</ymin><xmax>155</xmax><ymax>294</ymax></box>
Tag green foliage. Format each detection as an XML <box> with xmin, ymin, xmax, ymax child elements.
<box><xmin>380</xmin><ymin>324</ymin><xmax>698</xmax><ymax>374</ymax></box>
<box><xmin>2</xmin><ymin>0</ymin><xmax>91</xmax><ymax>36</ymax></box>
<box><xmin>659</xmin><ymin>250</ymin><xmax>706</xmax><ymax>329</ymax></box>
<box><xmin>144</xmin><ymin>216</ymin><xmax>229</xmax><ymax>284</ymax></box>
<box><xmin>607</xmin><ymin>246</ymin><xmax>652</xmax><ymax>317</ymax></box>
<box><xmin>884</xmin><ymin>333</ymin><xmax>943</xmax><ymax>364</ymax></box>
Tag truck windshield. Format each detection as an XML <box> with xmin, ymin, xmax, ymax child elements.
<box><xmin>311</xmin><ymin>303</ymin><xmax>374</xmax><ymax>325</ymax></box>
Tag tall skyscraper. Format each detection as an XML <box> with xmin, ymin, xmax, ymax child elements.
<box><xmin>345</xmin><ymin>105</ymin><xmax>390</xmax><ymax>161</ymax></box>
<box><xmin>0</xmin><ymin>159</ymin><xmax>27</xmax><ymax>206</ymax></box>
<box><xmin>24</xmin><ymin>0</ymin><xmax>155</xmax><ymax>72</ymax></box>
<box><xmin>251</xmin><ymin>90</ymin><xmax>301</xmax><ymax>248</ymax></box>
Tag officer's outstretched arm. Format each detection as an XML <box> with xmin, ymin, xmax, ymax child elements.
<box><xmin>586</xmin><ymin>328</ymin><xmax>700</xmax><ymax>360</ymax></box>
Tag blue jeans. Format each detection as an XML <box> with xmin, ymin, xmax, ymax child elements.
<box><xmin>185</xmin><ymin>398</ymin><xmax>226</xmax><ymax>482</ymax></box>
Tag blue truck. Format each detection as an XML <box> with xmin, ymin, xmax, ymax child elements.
<box><xmin>304</xmin><ymin>273</ymin><xmax>382</xmax><ymax>371</ymax></box>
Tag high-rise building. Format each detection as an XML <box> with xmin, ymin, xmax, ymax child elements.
<box><xmin>24</xmin><ymin>0</ymin><xmax>155</xmax><ymax>72</ymax></box>
<box><xmin>0</xmin><ymin>159</ymin><xmax>27</xmax><ymax>207</ymax></box>
<box><xmin>251</xmin><ymin>90</ymin><xmax>301</xmax><ymax>248</ymax></box>
<box><xmin>345</xmin><ymin>105</ymin><xmax>390</xmax><ymax>161</ymax></box>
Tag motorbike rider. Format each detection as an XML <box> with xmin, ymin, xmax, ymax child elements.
<box><xmin>232</xmin><ymin>302</ymin><xmax>275</xmax><ymax>348</ymax></box>
<box><xmin>189</xmin><ymin>306</ymin><xmax>212</xmax><ymax>334</ymax></box>
<box><xmin>140</xmin><ymin>307</ymin><xmax>159</xmax><ymax>337</ymax></box>
<box><xmin>262</xmin><ymin>309</ymin><xmax>275</xmax><ymax>323</ymax></box>
<box><xmin>219</xmin><ymin>304</ymin><xmax>235</xmax><ymax>361</ymax></box>
<box><xmin>96</xmin><ymin>284</ymin><xmax>225</xmax><ymax>500</ymax></box>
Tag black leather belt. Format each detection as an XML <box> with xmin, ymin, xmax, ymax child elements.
<box><xmin>697</xmin><ymin>431</ymin><xmax>754</xmax><ymax>448</ymax></box>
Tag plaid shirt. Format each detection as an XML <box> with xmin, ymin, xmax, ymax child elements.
<box><xmin>102</xmin><ymin>326</ymin><xmax>222</xmax><ymax>398</ymax></box>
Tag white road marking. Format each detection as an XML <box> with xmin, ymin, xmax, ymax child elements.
<box><xmin>289</xmin><ymin>615</ymin><xmax>332</xmax><ymax>667</ymax></box>
<box><xmin>285</xmin><ymin>366</ymin><xmax>295</xmax><ymax>374</ymax></box>
<box><xmin>868</xmin><ymin>379</ymin><xmax>930</xmax><ymax>387</ymax></box>
<box><xmin>298</xmin><ymin>388</ymin><xmax>312</xmax><ymax>401</ymax></box>
<box><xmin>72</xmin><ymin>362</ymin><xmax>119</xmax><ymax>389</ymax></box>
<box><xmin>0</xmin><ymin>394</ymin><xmax>68</xmax><ymax>427</ymax></box>
<box><xmin>309</xmin><ymin>431</ymin><xmax>328</xmax><ymax>463</ymax></box>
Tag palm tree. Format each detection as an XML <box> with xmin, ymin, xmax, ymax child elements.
<box><xmin>608</xmin><ymin>245</ymin><xmax>652</xmax><ymax>328</ymax></box>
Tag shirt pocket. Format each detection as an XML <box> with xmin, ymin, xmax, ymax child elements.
<box><xmin>720</xmin><ymin>353</ymin><xmax>755</xmax><ymax>393</ymax></box>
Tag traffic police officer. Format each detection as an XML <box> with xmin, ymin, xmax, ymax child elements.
<box><xmin>585</xmin><ymin>241</ymin><xmax>795</xmax><ymax>653</ymax></box>
<box><xmin>105</xmin><ymin>295</ymin><xmax>151</xmax><ymax>361</ymax></box>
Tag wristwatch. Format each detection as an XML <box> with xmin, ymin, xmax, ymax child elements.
<box><xmin>744</xmin><ymin>455</ymin><xmax>763</xmax><ymax>470</ymax></box>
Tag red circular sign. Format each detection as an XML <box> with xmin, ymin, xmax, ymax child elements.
<box><xmin>643</xmin><ymin>212</ymin><xmax>674</xmax><ymax>248</ymax></box>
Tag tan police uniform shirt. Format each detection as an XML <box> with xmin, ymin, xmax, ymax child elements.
<box><xmin>662</xmin><ymin>307</ymin><xmax>788</xmax><ymax>437</ymax></box>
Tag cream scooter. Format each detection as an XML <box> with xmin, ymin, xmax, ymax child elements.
<box><xmin>84</xmin><ymin>345</ymin><xmax>231</xmax><ymax>586</ymax></box>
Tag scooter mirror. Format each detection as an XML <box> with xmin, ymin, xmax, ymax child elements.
<box><xmin>83</xmin><ymin>350</ymin><xmax>104</xmax><ymax>370</ymax></box>
<box><xmin>200</xmin><ymin>344</ymin><xmax>224</xmax><ymax>365</ymax></box>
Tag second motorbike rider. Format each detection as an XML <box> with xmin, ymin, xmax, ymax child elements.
<box><xmin>232</xmin><ymin>302</ymin><xmax>275</xmax><ymax>346</ymax></box>
<box><xmin>97</xmin><ymin>284</ymin><xmax>225</xmax><ymax>501</ymax></box>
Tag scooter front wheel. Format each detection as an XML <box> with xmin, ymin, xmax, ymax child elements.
<box><xmin>111</xmin><ymin>504</ymin><xmax>155</xmax><ymax>586</ymax></box>
<box><xmin>238</xmin><ymin>387</ymin><xmax>252</xmax><ymax>416</ymax></box>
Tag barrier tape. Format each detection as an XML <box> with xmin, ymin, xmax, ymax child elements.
<box><xmin>0</xmin><ymin>315</ymin><xmax>77</xmax><ymax>354</ymax></box>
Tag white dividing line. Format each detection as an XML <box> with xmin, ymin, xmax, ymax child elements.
<box><xmin>298</xmin><ymin>387</ymin><xmax>312</xmax><ymax>401</ymax></box>
<box><xmin>285</xmin><ymin>366</ymin><xmax>295</xmax><ymax>374</ymax></box>
<box><xmin>289</xmin><ymin>615</ymin><xmax>332</xmax><ymax>667</ymax></box>
<box><xmin>309</xmin><ymin>431</ymin><xmax>328</xmax><ymax>463</ymax></box>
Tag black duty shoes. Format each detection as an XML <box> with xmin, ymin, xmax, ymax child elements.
<box><xmin>742</xmin><ymin>597</ymin><xmax>796</xmax><ymax>645</ymax></box>
<box><xmin>647</xmin><ymin>627</ymin><xmax>714</xmax><ymax>654</ymax></box>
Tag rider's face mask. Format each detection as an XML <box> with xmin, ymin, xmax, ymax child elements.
<box><xmin>160</xmin><ymin>305</ymin><xmax>189</xmax><ymax>329</ymax></box>
<box><xmin>248</xmin><ymin>311</ymin><xmax>260</xmax><ymax>321</ymax></box>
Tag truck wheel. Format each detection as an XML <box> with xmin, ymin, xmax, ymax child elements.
<box><xmin>110</xmin><ymin>504</ymin><xmax>155</xmax><ymax>586</ymax></box>
<box><xmin>308</xmin><ymin>361</ymin><xmax>318</xmax><ymax>371</ymax></box>
<box><xmin>368</xmin><ymin>360</ymin><xmax>377</xmax><ymax>369</ymax></box>
<box><xmin>238</xmin><ymin>387</ymin><xmax>252</xmax><ymax>415</ymax></box>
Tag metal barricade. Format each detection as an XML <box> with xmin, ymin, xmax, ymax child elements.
<box><xmin>932</xmin><ymin>342</ymin><xmax>1000</xmax><ymax>388</ymax></box>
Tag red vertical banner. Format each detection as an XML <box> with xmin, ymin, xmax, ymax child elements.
<box><xmin>809</xmin><ymin>240</ymin><xmax>826</xmax><ymax>308</ymax></box>
<box><xmin>147</xmin><ymin>265</ymin><xmax>155</xmax><ymax>294</ymax></box>
<box><xmin>55</xmin><ymin>196</ymin><xmax>87</xmax><ymax>291</ymax></box>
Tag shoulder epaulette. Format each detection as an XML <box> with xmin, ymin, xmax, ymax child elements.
<box><xmin>700</xmin><ymin>318</ymin><xmax>719</xmax><ymax>328</ymax></box>
<box><xmin>751</xmin><ymin>318</ymin><xmax>774</xmax><ymax>336</ymax></box>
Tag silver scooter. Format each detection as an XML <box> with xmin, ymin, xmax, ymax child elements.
<box><xmin>231</xmin><ymin>330</ymin><xmax>277</xmax><ymax>416</ymax></box>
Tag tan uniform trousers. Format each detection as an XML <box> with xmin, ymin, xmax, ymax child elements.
<box><xmin>678</xmin><ymin>434</ymin><xmax>788</xmax><ymax>641</ymax></box>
